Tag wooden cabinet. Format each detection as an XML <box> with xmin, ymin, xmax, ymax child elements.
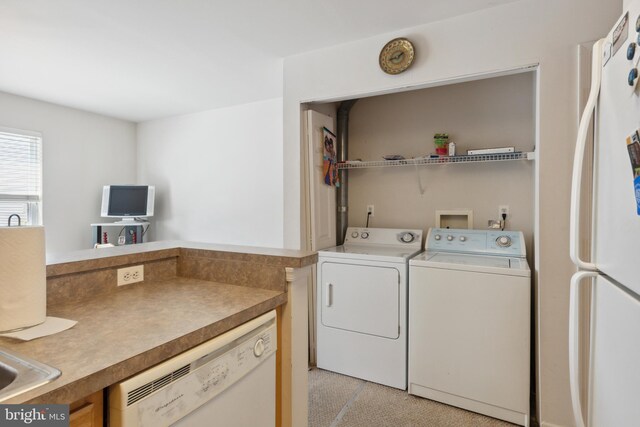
<box><xmin>69</xmin><ymin>390</ymin><xmax>103</xmax><ymax>427</ymax></box>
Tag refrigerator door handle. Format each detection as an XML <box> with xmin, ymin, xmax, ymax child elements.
<box><xmin>569</xmin><ymin>270</ymin><xmax>597</xmax><ymax>427</ymax></box>
<box><xmin>570</xmin><ymin>39</ymin><xmax>604</xmax><ymax>271</ymax></box>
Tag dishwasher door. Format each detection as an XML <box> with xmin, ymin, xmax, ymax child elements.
<box><xmin>110</xmin><ymin>310</ymin><xmax>277</xmax><ymax>427</ymax></box>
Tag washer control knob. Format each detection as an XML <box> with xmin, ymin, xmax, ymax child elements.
<box><xmin>496</xmin><ymin>236</ymin><xmax>512</xmax><ymax>247</ymax></box>
<box><xmin>434</xmin><ymin>234</ymin><xmax>441</xmax><ymax>241</ymax></box>
<box><xmin>361</xmin><ymin>231</ymin><xmax>369</xmax><ymax>239</ymax></box>
<box><xmin>351</xmin><ymin>231</ymin><xmax>359</xmax><ymax>238</ymax></box>
<box><xmin>459</xmin><ymin>236</ymin><xmax>466</xmax><ymax>242</ymax></box>
<box><xmin>400</xmin><ymin>232</ymin><xmax>415</xmax><ymax>243</ymax></box>
<box><xmin>447</xmin><ymin>235</ymin><xmax>454</xmax><ymax>241</ymax></box>
<box><xmin>253</xmin><ymin>338</ymin><xmax>265</xmax><ymax>357</ymax></box>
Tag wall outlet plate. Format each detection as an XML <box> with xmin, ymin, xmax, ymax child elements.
<box><xmin>117</xmin><ymin>265</ymin><xmax>144</xmax><ymax>286</ymax></box>
<box><xmin>367</xmin><ymin>205</ymin><xmax>374</xmax><ymax>216</ymax></box>
<box><xmin>499</xmin><ymin>205</ymin><xmax>510</xmax><ymax>217</ymax></box>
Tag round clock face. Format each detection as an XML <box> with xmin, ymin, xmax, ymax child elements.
<box><xmin>379</xmin><ymin>38</ymin><xmax>415</xmax><ymax>75</ymax></box>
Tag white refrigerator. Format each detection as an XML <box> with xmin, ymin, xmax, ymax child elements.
<box><xmin>570</xmin><ymin>2</ymin><xmax>640</xmax><ymax>427</ymax></box>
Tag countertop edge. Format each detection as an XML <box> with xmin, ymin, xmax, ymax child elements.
<box><xmin>47</xmin><ymin>241</ymin><xmax>317</xmax><ymax>277</ymax></box>
<box><xmin>46</xmin><ymin>248</ymin><xmax>180</xmax><ymax>277</ymax></box>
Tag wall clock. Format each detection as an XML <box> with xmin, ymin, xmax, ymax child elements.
<box><xmin>379</xmin><ymin>38</ymin><xmax>415</xmax><ymax>75</ymax></box>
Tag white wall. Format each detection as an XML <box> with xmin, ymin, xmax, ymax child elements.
<box><xmin>137</xmin><ymin>98</ymin><xmax>284</xmax><ymax>248</ymax></box>
<box><xmin>0</xmin><ymin>91</ymin><xmax>137</xmax><ymax>255</ymax></box>
<box><xmin>283</xmin><ymin>1</ymin><xmax>621</xmax><ymax>426</ymax></box>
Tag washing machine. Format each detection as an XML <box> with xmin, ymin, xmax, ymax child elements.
<box><xmin>316</xmin><ymin>227</ymin><xmax>423</xmax><ymax>389</ymax></box>
<box><xmin>409</xmin><ymin>228</ymin><xmax>531</xmax><ymax>426</ymax></box>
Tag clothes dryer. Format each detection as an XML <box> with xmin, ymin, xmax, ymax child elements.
<box><xmin>316</xmin><ymin>227</ymin><xmax>423</xmax><ymax>389</ymax></box>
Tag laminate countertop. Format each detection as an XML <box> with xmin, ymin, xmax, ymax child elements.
<box><xmin>0</xmin><ymin>276</ymin><xmax>287</xmax><ymax>404</ymax></box>
<box><xmin>46</xmin><ymin>240</ymin><xmax>317</xmax><ymax>277</ymax></box>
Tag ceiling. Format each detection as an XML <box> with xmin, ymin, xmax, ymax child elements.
<box><xmin>0</xmin><ymin>0</ymin><xmax>518</xmax><ymax>122</ymax></box>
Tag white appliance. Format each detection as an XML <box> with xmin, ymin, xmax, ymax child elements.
<box><xmin>316</xmin><ymin>227</ymin><xmax>423</xmax><ymax>389</ymax></box>
<box><xmin>409</xmin><ymin>228</ymin><xmax>531</xmax><ymax>426</ymax></box>
<box><xmin>109</xmin><ymin>310</ymin><xmax>276</xmax><ymax>427</ymax></box>
<box><xmin>569</xmin><ymin>4</ymin><xmax>640</xmax><ymax>426</ymax></box>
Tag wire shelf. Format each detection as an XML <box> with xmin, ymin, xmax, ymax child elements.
<box><xmin>337</xmin><ymin>151</ymin><xmax>535</xmax><ymax>169</ymax></box>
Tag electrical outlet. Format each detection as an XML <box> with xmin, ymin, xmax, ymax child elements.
<box><xmin>367</xmin><ymin>205</ymin><xmax>375</xmax><ymax>217</ymax></box>
<box><xmin>117</xmin><ymin>265</ymin><xmax>144</xmax><ymax>286</ymax></box>
<box><xmin>499</xmin><ymin>205</ymin><xmax>510</xmax><ymax>217</ymax></box>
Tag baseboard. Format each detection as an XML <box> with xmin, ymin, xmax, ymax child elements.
<box><xmin>540</xmin><ymin>422</ymin><xmax>568</xmax><ymax>427</ymax></box>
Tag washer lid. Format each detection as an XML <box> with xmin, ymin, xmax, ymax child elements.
<box><xmin>319</xmin><ymin>244</ymin><xmax>423</xmax><ymax>263</ymax></box>
<box><xmin>410</xmin><ymin>252</ymin><xmax>530</xmax><ymax>277</ymax></box>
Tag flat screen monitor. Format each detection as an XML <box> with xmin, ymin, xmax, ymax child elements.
<box><xmin>101</xmin><ymin>185</ymin><xmax>155</xmax><ymax>219</ymax></box>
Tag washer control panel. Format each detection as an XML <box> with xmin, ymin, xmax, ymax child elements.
<box><xmin>426</xmin><ymin>228</ymin><xmax>526</xmax><ymax>257</ymax></box>
<box><xmin>344</xmin><ymin>227</ymin><xmax>423</xmax><ymax>248</ymax></box>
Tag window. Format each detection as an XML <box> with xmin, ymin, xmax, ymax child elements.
<box><xmin>0</xmin><ymin>128</ymin><xmax>42</xmax><ymax>226</ymax></box>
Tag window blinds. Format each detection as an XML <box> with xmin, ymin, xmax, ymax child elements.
<box><xmin>0</xmin><ymin>129</ymin><xmax>42</xmax><ymax>226</ymax></box>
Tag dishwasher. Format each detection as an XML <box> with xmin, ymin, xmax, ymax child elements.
<box><xmin>109</xmin><ymin>310</ymin><xmax>277</xmax><ymax>427</ymax></box>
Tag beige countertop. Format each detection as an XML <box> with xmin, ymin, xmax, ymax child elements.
<box><xmin>0</xmin><ymin>276</ymin><xmax>287</xmax><ymax>404</ymax></box>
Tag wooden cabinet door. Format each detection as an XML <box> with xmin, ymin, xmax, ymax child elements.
<box><xmin>69</xmin><ymin>390</ymin><xmax>103</xmax><ymax>427</ymax></box>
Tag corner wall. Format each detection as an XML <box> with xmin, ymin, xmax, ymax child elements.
<box><xmin>283</xmin><ymin>1</ymin><xmax>621</xmax><ymax>425</ymax></box>
<box><xmin>0</xmin><ymin>91</ymin><xmax>137</xmax><ymax>255</ymax></box>
<box><xmin>137</xmin><ymin>98</ymin><xmax>284</xmax><ymax>248</ymax></box>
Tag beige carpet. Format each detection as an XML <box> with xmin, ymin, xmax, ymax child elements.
<box><xmin>309</xmin><ymin>368</ymin><xmax>516</xmax><ymax>427</ymax></box>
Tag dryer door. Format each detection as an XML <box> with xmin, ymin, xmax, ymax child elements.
<box><xmin>320</xmin><ymin>262</ymin><xmax>400</xmax><ymax>339</ymax></box>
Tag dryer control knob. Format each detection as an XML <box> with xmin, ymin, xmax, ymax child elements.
<box><xmin>400</xmin><ymin>232</ymin><xmax>414</xmax><ymax>243</ymax></box>
<box><xmin>434</xmin><ymin>234</ymin><xmax>441</xmax><ymax>241</ymax></box>
<box><xmin>459</xmin><ymin>236</ymin><xmax>466</xmax><ymax>242</ymax></box>
<box><xmin>361</xmin><ymin>232</ymin><xmax>369</xmax><ymax>239</ymax></box>
<box><xmin>447</xmin><ymin>235</ymin><xmax>454</xmax><ymax>241</ymax></box>
<box><xmin>497</xmin><ymin>236</ymin><xmax>512</xmax><ymax>247</ymax></box>
<box><xmin>351</xmin><ymin>231</ymin><xmax>359</xmax><ymax>238</ymax></box>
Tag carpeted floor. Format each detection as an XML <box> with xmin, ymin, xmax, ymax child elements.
<box><xmin>309</xmin><ymin>368</ymin><xmax>517</xmax><ymax>427</ymax></box>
